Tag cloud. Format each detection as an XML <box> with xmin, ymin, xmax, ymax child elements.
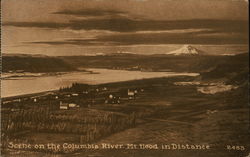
<box><xmin>25</xmin><ymin>29</ymin><xmax>248</xmax><ymax>46</ymax></box>
<box><xmin>53</xmin><ymin>9</ymin><xmax>127</xmax><ymax>17</ymax></box>
<box><xmin>134</xmin><ymin>29</ymin><xmax>213</xmax><ymax>34</ymax></box>
<box><xmin>3</xmin><ymin>22</ymin><xmax>69</xmax><ymax>29</ymax></box>
<box><xmin>2</xmin><ymin>0</ymin><xmax>248</xmax><ymax>56</ymax></box>
<box><xmin>3</xmin><ymin>19</ymin><xmax>248</xmax><ymax>33</ymax></box>
<box><xmin>3</xmin><ymin>8</ymin><xmax>248</xmax><ymax>46</ymax></box>
<box><xmin>97</xmin><ymin>31</ymin><xmax>248</xmax><ymax>45</ymax></box>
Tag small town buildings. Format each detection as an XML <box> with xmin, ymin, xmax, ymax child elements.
<box><xmin>69</xmin><ymin>103</ymin><xmax>79</xmax><ymax>108</ymax></box>
<box><xmin>105</xmin><ymin>94</ymin><xmax>121</xmax><ymax>104</ymax></box>
<box><xmin>60</xmin><ymin>101</ymin><xmax>69</xmax><ymax>110</ymax></box>
<box><xmin>83</xmin><ymin>91</ymin><xmax>88</xmax><ymax>94</ymax></box>
<box><xmin>2</xmin><ymin>100</ymin><xmax>12</xmax><ymax>104</ymax></box>
<box><xmin>11</xmin><ymin>108</ymin><xmax>20</xmax><ymax>112</ymax></box>
<box><xmin>128</xmin><ymin>90</ymin><xmax>135</xmax><ymax>96</ymax></box>
<box><xmin>60</xmin><ymin>101</ymin><xmax>79</xmax><ymax>110</ymax></box>
<box><xmin>30</xmin><ymin>96</ymin><xmax>39</xmax><ymax>102</ymax></box>
<box><xmin>13</xmin><ymin>99</ymin><xmax>21</xmax><ymax>102</ymax></box>
<box><xmin>109</xmin><ymin>94</ymin><xmax>114</xmax><ymax>99</ymax></box>
<box><xmin>128</xmin><ymin>89</ymin><xmax>135</xmax><ymax>99</ymax></box>
<box><xmin>102</xmin><ymin>87</ymin><xmax>108</xmax><ymax>91</ymax></box>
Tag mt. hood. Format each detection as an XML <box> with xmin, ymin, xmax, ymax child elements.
<box><xmin>166</xmin><ymin>45</ymin><xmax>204</xmax><ymax>55</ymax></box>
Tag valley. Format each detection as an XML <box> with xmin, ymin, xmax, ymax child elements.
<box><xmin>1</xmin><ymin>48</ymin><xmax>249</xmax><ymax>157</ymax></box>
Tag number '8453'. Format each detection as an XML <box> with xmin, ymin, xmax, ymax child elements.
<box><xmin>226</xmin><ymin>145</ymin><xmax>245</xmax><ymax>151</ymax></box>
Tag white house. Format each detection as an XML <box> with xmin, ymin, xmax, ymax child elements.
<box><xmin>128</xmin><ymin>89</ymin><xmax>135</xmax><ymax>99</ymax></box>
<box><xmin>102</xmin><ymin>87</ymin><xmax>108</xmax><ymax>91</ymax></box>
<box><xmin>72</xmin><ymin>93</ymin><xmax>79</xmax><ymax>97</ymax></box>
<box><xmin>60</xmin><ymin>101</ymin><xmax>79</xmax><ymax>110</ymax></box>
<box><xmin>69</xmin><ymin>103</ymin><xmax>78</xmax><ymax>108</ymax></box>
<box><xmin>109</xmin><ymin>94</ymin><xmax>114</xmax><ymax>99</ymax></box>
<box><xmin>65</xmin><ymin>95</ymin><xmax>71</xmax><ymax>98</ymax></box>
<box><xmin>128</xmin><ymin>90</ymin><xmax>135</xmax><ymax>96</ymax></box>
<box><xmin>59</xmin><ymin>101</ymin><xmax>69</xmax><ymax>110</ymax></box>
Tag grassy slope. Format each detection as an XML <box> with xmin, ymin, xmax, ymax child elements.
<box><xmin>200</xmin><ymin>53</ymin><xmax>249</xmax><ymax>81</ymax></box>
<box><xmin>5</xmin><ymin>76</ymin><xmax>248</xmax><ymax>157</ymax></box>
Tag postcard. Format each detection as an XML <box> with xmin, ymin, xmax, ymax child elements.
<box><xmin>1</xmin><ymin>0</ymin><xmax>249</xmax><ymax>156</ymax></box>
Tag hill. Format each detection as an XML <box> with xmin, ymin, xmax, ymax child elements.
<box><xmin>60</xmin><ymin>53</ymin><xmax>246</xmax><ymax>73</ymax></box>
<box><xmin>2</xmin><ymin>54</ymin><xmax>76</xmax><ymax>73</ymax></box>
<box><xmin>200</xmin><ymin>53</ymin><xmax>249</xmax><ymax>83</ymax></box>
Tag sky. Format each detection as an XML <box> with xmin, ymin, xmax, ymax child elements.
<box><xmin>2</xmin><ymin>0</ymin><xmax>249</xmax><ymax>56</ymax></box>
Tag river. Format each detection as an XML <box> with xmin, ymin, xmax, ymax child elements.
<box><xmin>1</xmin><ymin>68</ymin><xmax>199</xmax><ymax>98</ymax></box>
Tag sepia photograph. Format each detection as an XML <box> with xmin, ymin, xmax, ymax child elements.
<box><xmin>1</xmin><ymin>0</ymin><xmax>249</xmax><ymax>156</ymax></box>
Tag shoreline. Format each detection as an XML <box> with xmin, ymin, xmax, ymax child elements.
<box><xmin>1</xmin><ymin>74</ymin><xmax>198</xmax><ymax>100</ymax></box>
<box><xmin>1</xmin><ymin>69</ymin><xmax>199</xmax><ymax>99</ymax></box>
<box><xmin>1</xmin><ymin>70</ymin><xmax>96</xmax><ymax>80</ymax></box>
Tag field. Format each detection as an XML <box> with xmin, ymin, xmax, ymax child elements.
<box><xmin>1</xmin><ymin>74</ymin><xmax>249</xmax><ymax>157</ymax></box>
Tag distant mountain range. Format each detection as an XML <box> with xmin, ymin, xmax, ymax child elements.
<box><xmin>78</xmin><ymin>51</ymin><xmax>139</xmax><ymax>56</ymax></box>
<box><xmin>60</xmin><ymin>51</ymin><xmax>248</xmax><ymax>73</ymax></box>
<box><xmin>76</xmin><ymin>45</ymin><xmax>212</xmax><ymax>56</ymax></box>
<box><xmin>2</xmin><ymin>48</ymin><xmax>248</xmax><ymax>75</ymax></box>
<box><xmin>55</xmin><ymin>45</ymin><xmax>239</xmax><ymax>57</ymax></box>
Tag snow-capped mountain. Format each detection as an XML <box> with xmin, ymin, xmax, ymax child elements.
<box><xmin>166</xmin><ymin>45</ymin><xmax>204</xmax><ymax>55</ymax></box>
